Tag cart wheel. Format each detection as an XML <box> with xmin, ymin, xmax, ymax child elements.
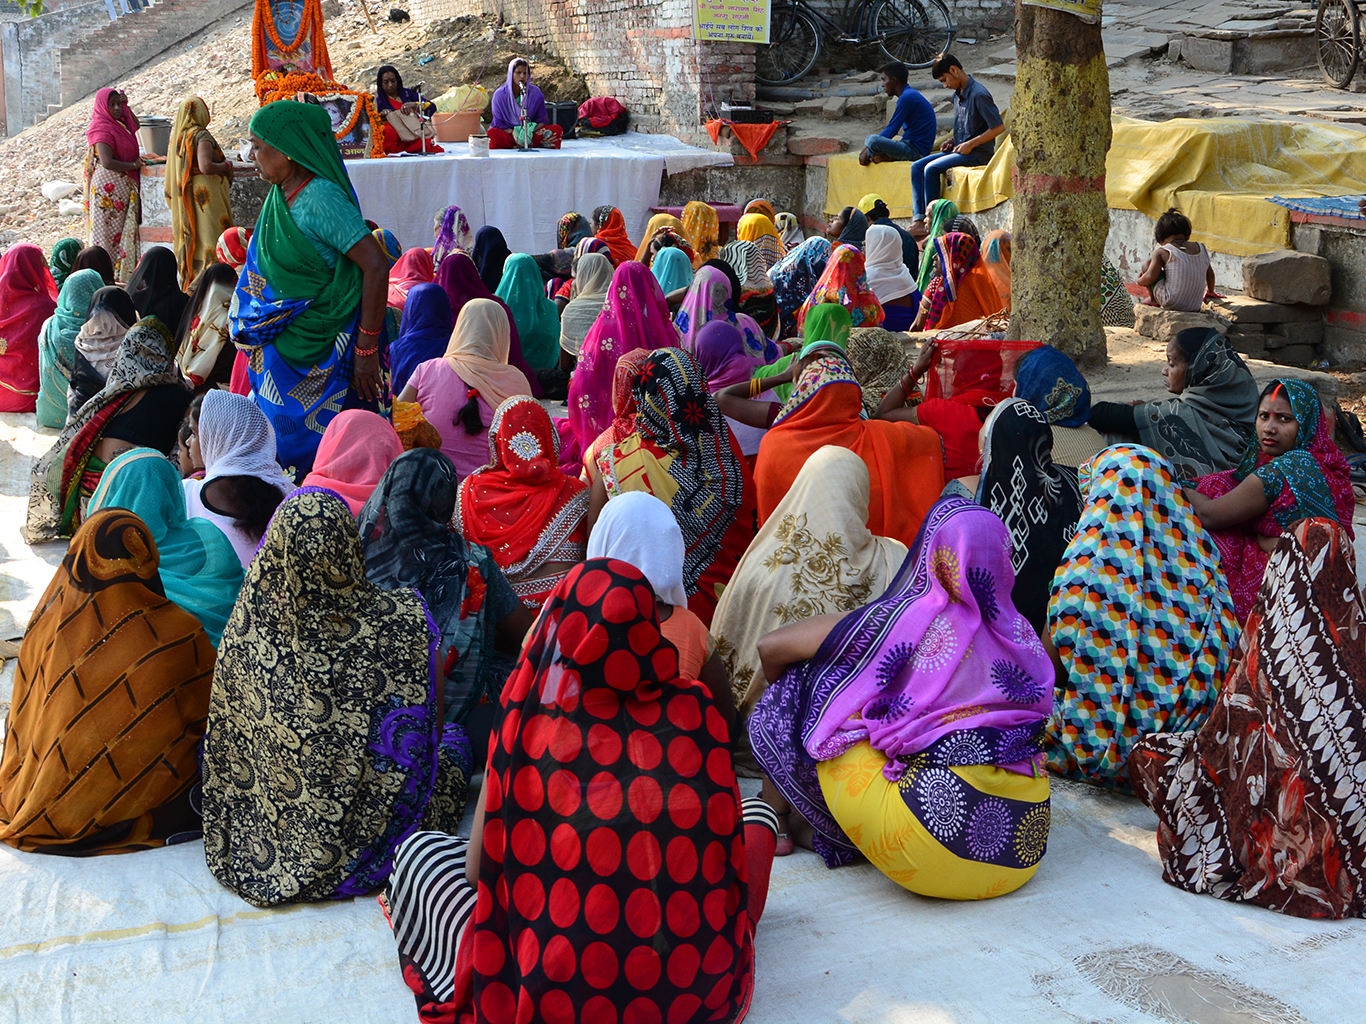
<box><xmin>1318</xmin><ymin>0</ymin><xmax>1360</xmax><ymax>89</ymax></box>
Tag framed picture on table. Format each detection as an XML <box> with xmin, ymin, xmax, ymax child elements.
<box><xmin>260</xmin><ymin>81</ymin><xmax>385</xmax><ymax>158</ymax></box>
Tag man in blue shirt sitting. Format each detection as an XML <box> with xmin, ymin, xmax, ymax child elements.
<box><xmin>909</xmin><ymin>53</ymin><xmax>1005</xmax><ymax>234</ymax></box>
<box><xmin>859</xmin><ymin>61</ymin><xmax>937</xmax><ymax>166</ymax></box>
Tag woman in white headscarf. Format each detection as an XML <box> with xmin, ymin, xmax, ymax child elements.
<box><xmin>775</xmin><ymin>212</ymin><xmax>804</xmax><ymax>249</ymax></box>
<box><xmin>587</xmin><ymin>491</ymin><xmax>732</xmax><ymax>716</ymax></box>
<box><xmin>862</xmin><ymin>223</ymin><xmax>919</xmax><ymax>332</ymax></box>
<box><xmin>557</xmin><ymin>250</ymin><xmax>613</xmax><ymax>367</ymax></box>
<box><xmin>183</xmin><ymin>389</ymin><xmax>296</xmax><ymax>568</ymax></box>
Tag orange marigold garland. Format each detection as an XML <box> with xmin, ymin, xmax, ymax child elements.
<box><xmin>251</xmin><ymin>0</ymin><xmax>333</xmax><ymax>79</ymax></box>
<box><xmin>256</xmin><ymin>83</ymin><xmax>387</xmax><ymax>160</ymax></box>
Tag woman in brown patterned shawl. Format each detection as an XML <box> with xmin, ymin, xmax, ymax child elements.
<box><xmin>202</xmin><ymin>487</ymin><xmax>471</xmax><ymax>907</ymax></box>
<box><xmin>1129</xmin><ymin>517</ymin><xmax>1366</xmax><ymax>919</ymax></box>
<box><xmin>0</xmin><ymin>509</ymin><xmax>215</xmax><ymax>854</ymax></box>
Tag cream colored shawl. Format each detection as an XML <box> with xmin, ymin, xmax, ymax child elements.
<box><xmin>711</xmin><ymin>444</ymin><xmax>908</xmax><ymax>717</ymax></box>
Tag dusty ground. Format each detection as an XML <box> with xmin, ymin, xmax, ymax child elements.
<box><xmin>0</xmin><ymin>0</ymin><xmax>584</xmax><ymax>255</ymax></box>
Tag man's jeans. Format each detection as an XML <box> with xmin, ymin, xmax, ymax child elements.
<box><xmin>911</xmin><ymin>152</ymin><xmax>974</xmax><ymax>219</ymax></box>
<box><xmin>863</xmin><ymin>134</ymin><xmax>924</xmax><ymax>162</ymax></box>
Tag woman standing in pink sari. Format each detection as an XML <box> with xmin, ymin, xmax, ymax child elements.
<box><xmin>567</xmin><ymin>261</ymin><xmax>680</xmax><ymax>452</ymax></box>
<box><xmin>84</xmin><ymin>88</ymin><xmax>143</xmax><ymax>280</ymax></box>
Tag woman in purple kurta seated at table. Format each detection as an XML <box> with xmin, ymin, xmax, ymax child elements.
<box><xmin>488</xmin><ymin>58</ymin><xmax>563</xmax><ymax>150</ymax></box>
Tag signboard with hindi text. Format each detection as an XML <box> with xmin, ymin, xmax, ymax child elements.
<box><xmin>695</xmin><ymin>0</ymin><xmax>770</xmax><ymax>44</ymax></box>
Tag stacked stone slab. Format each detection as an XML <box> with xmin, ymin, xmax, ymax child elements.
<box><xmin>1204</xmin><ymin>250</ymin><xmax>1333</xmax><ymax>368</ymax></box>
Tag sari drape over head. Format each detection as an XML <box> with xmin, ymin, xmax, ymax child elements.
<box><xmin>683</xmin><ymin>200</ymin><xmax>722</xmax><ymax>267</ymax></box>
<box><xmin>1048</xmin><ymin>445</ymin><xmax>1241</xmax><ymax>786</ymax></box>
<box><xmin>713</xmin><ymin>445</ymin><xmax>908</xmax><ymax>715</ymax></box>
<box><xmin>38</xmin><ymin>270</ymin><xmax>102</xmax><ymax>427</ymax></box>
<box><xmin>84</xmin><ymin>88</ymin><xmax>141</xmax><ymax>279</ymax></box>
<box><xmin>674</xmin><ymin>265</ymin><xmax>770</xmax><ymax>361</ymax></box>
<box><xmin>166</xmin><ymin>95</ymin><xmax>233</xmax><ymax>289</ymax></box>
<box><xmin>650</xmin><ymin>245</ymin><xmax>694</xmax><ymax>294</ymax></box>
<box><xmin>432</xmin><ymin>205</ymin><xmax>474</xmax><ymax>265</ymax></box>
<box><xmin>300</xmin><ymin>408</ymin><xmax>405</xmax><ymax>515</ymax></box>
<box><xmin>921</xmin><ymin>232</ymin><xmax>1000</xmax><ymax>330</ymax></box>
<box><xmin>1196</xmin><ymin>378</ymin><xmax>1354</xmax><ymax>622</ymax></box>
<box><xmin>1130</xmin><ymin>518</ymin><xmax>1366</xmax><ymax>919</ymax></box>
<box><xmin>755</xmin><ymin>348</ymin><xmax>943</xmax><ymax>547</ymax></box>
<box><xmin>583</xmin><ymin>347</ymin><xmax>652</xmax><ymax>476</ymax></box>
<box><xmin>203</xmin><ymin>488</ymin><xmax>470</xmax><ymax>906</ymax></box>
<box><xmin>797</xmin><ymin>243</ymin><xmax>882</xmax><ymax>331</ymax></box>
<box><xmin>390</xmin><ymin>282</ymin><xmax>452</xmax><ymax>393</ymax></box>
<box><xmin>592</xmin><ymin>204</ymin><xmax>637</xmax><ymax>265</ymax></box>
<box><xmin>387</xmin><ymin>247</ymin><xmax>436</xmax><ymax>312</ymax></box>
<box><xmin>49</xmin><ymin>238</ymin><xmax>81</xmax><ymax>289</ymax></box>
<box><xmin>493</xmin><ymin>252</ymin><xmax>561</xmax><ymax>370</ymax></box>
<box><xmin>456</xmin><ymin>396</ymin><xmax>588</xmax><ymax>607</ymax></box>
<box><xmin>472</xmin><ymin>226</ymin><xmax>511</xmax><ymax>292</ymax></box>
<box><xmin>737</xmin><ymin>212</ymin><xmax>787</xmax><ymax>271</ymax></box>
<box><xmin>434</xmin><ymin>252</ymin><xmax>542</xmax><ymax>393</ymax></box>
<box><xmin>770</xmin><ymin>236</ymin><xmax>832</xmax><ymax>339</ymax></box>
<box><xmin>568</xmin><ymin>260</ymin><xmax>680</xmax><ymax>451</ymax></box>
<box><xmin>126</xmin><ymin>247</ymin><xmax>189</xmax><ymax>331</ymax></box>
<box><xmin>0</xmin><ymin>242</ymin><xmax>57</xmax><ymax>413</ymax></box>
<box><xmin>441</xmin><ymin>297</ymin><xmax>533</xmax><ymax>411</ymax></box>
<box><xmin>749</xmin><ymin>497</ymin><xmax>1054</xmax><ymax>868</ymax></box>
<box><xmin>0</xmin><ymin>509</ymin><xmax>216</xmax><ymax>854</ymax></box>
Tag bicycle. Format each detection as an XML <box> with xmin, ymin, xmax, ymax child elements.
<box><xmin>1316</xmin><ymin>0</ymin><xmax>1361</xmax><ymax>87</ymax></box>
<box><xmin>755</xmin><ymin>0</ymin><xmax>955</xmax><ymax>86</ymax></box>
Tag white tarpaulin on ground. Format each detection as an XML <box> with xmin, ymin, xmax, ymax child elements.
<box><xmin>345</xmin><ymin>134</ymin><xmax>733</xmax><ymax>256</ymax></box>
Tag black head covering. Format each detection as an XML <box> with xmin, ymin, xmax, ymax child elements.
<box><xmin>72</xmin><ymin>245</ymin><xmax>116</xmax><ymax>286</ymax></box>
<box><xmin>375</xmin><ymin>64</ymin><xmax>404</xmax><ymax>111</ymax></box>
<box><xmin>838</xmin><ymin>209</ymin><xmax>869</xmax><ymax>247</ymax></box>
<box><xmin>472</xmin><ymin>226</ymin><xmax>512</xmax><ymax>293</ymax></box>
<box><xmin>126</xmin><ymin>248</ymin><xmax>189</xmax><ymax>330</ymax></box>
<box><xmin>87</xmin><ymin>284</ymin><xmax>138</xmax><ymax>325</ymax></box>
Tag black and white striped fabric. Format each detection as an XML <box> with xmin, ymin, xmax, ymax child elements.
<box><xmin>386</xmin><ymin>832</ymin><xmax>476</xmax><ymax>1003</ymax></box>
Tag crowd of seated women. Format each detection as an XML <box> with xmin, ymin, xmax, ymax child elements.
<box><xmin>3</xmin><ymin>98</ymin><xmax>1366</xmax><ymax>1024</ymax></box>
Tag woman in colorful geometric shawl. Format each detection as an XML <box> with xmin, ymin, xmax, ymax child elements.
<box><xmin>1048</xmin><ymin>445</ymin><xmax>1241</xmax><ymax>787</ymax></box>
<box><xmin>594</xmin><ymin>348</ymin><xmax>755</xmax><ymax>626</ymax></box>
<box><xmin>1191</xmin><ymin>378</ymin><xmax>1353</xmax><ymax>623</ymax></box>
<box><xmin>228</xmin><ymin>101</ymin><xmax>392</xmax><ymax>479</ymax></box>
<box><xmin>383</xmin><ymin>559</ymin><xmax>775</xmax><ymax>1024</ymax></box>
<box><xmin>203</xmin><ymin>488</ymin><xmax>471</xmax><ymax>907</ymax></box>
<box><xmin>1129</xmin><ymin>517</ymin><xmax>1366</xmax><ymax>920</ymax></box>
<box><xmin>749</xmin><ymin>498</ymin><xmax>1054</xmax><ymax>898</ymax></box>
<box><xmin>796</xmin><ymin>243</ymin><xmax>883</xmax><ymax>332</ymax></box>
<box><xmin>0</xmin><ymin>509</ymin><xmax>216</xmax><ymax>855</ymax></box>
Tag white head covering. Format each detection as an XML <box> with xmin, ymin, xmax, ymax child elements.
<box><xmin>775</xmin><ymin>212</ymin><xmax>804</xmax><ymax>249</ymax></box>
<box><xmin>199</xmin><ymin>390</ymin><xmax>296</xmax><ymax>496</ymax></box>
<box><xmin>586</xmin><ymin>491</ymin><xmax>689</xmax><ymax>608</ymax></box>
<box><xmin>863</xmin><ymin>224</ymin><xmax>915</xmax><ymax>304</ymax></box>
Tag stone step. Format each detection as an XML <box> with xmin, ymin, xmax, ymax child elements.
<box><xmin>1205</xmin><ymin>294</ymin><xmax>1324</xmax><ymax>324</ymax></box>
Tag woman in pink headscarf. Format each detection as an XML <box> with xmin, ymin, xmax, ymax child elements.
<box><xmin>0</xmin><ymin>243</ymin><xmax>58</xmax><ymax>412</ymax></box>
<box><xmin>84</xmin><ymin>88</ymin><xmax>143</xmax><ymax>279</ymax></box>
<box><xmin>300</xmin><ymin>410</ymin><xmax>405</xmax><ymax>515</ymax></box>
<box><xmin>567</xmin><ymin>260</ymin><xmax>681</xmax><ymax>452</ymax></box>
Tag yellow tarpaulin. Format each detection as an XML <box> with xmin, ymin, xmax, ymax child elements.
<box><xmin>824</xmin><ymin>116</ymin><xmax>1366</xmax><ymax>257</ymax></box>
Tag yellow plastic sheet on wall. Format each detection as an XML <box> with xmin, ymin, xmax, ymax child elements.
<box><xmin>825</xmin><ymin>116</ymin><xmax>1366</xmax><ymax>257</ymax></box>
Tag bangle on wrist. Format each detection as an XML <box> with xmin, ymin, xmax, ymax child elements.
<box><xmin>355</xmin><ymin>345</ymin><xmax>378</xmax><ymax>357</ymax></box>
<box><xmin>358</xmin><ymin>326</ymin><xmax>381</xmax><ymax>338</ymax></box>
<box><xmin>748</xmin><ymin>377</ymin><xmax>762</xmax><ymax>399</ymax></box>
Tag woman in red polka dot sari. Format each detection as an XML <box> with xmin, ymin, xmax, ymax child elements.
<box><xmin>382</xmin><ymin>558</ymin><xmax>779</xmax><ymax>1024</ymax></box>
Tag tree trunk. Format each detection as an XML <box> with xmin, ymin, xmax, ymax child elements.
<box><xmin>1009</xmin><ymin>3</ymin><xmax>1112</xmax><ymax>367</ymax></box>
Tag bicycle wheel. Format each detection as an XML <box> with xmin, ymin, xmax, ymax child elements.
<box><xmin>1317</xmin><ymin>0</ymin><xmax>1360</xmax><ymax>88</ymax></box>
<box><xmin>755</xmin><ymin>5</ymin><xmax>821</xmax><ymax>86</ymax></box>
<box><xmin>874</xmin><ymin>0</ymin><xmax>955</xmax><ymax>70</ymax></box>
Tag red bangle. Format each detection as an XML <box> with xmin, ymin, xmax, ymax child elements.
<box><xmin>358</xmin><ymin>326</ymin><xmax>381</xmax><ymax>338</ymax></box>
<box><xmin>355</xmin><ymin>345</ymin><xmax>378</xmax><ymax>357</ymax></box>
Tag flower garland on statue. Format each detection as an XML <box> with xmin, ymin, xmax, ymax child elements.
<box><xmin>255</xmin><ymin>72</ymin><xmax>386</xmax><ymax>159</ymax></box>
<box><xmin>250</xmin><ymin>0</ymin><xmax>333</xmax><ymax>79</ymax></box>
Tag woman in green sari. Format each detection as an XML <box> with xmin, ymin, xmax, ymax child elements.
<box><xmin>228</xmin><ymin>101</ymin><xmax>391</xmax><ymax>479</ymax></box>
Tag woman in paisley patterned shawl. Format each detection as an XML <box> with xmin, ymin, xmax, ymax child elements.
<box><xmin>1047</xmin><ymin>445</ymin><xmax>1241</xmax><ymax>788</ymax></box>
<box><xmin>1129</xmin><ymin>518</ymin><xmax>1366</xmax><ymax>920</ymax></box>
<box><xmin>749</xmin><ymin>498</ymin><xmax>1054</xmax><ymax>895</ymax></box>
<box><xmin>202</xmin><ymin>488</ymin><xmax>471</xmax><ymax>907</ymax></box>
<box><xmin>712</xmin><ymin>445</ymin><xmax>907</xmax><ymax>728</ymax></box>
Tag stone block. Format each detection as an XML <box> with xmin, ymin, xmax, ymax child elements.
<box><xmin>794</xmin><ymin>98</ymin><xmax>825</xmax><ymax>116</ymax></box>
<box><xmin>821</xmin><ymin>97</ymin><xmax>847</xmax><ymax>120</ymax></box>
<box><xmin>1243</xmin><ymin>249</ymin><xmax>1333</xmax><ymax>305</ymax></box>
<box><xmin>845</xmin><ymin>70</ymin><xmax>879</xmax><ymax>83</ymax></box>
<box><xmin>1132</xmin><ymin>304</ymin><xmax>1230</xmax><ymax>343</ymax></box>
<box><xmin>757</xmin><ymin>100</ymin><xmax>796</xmax><ymax>115</ymax></box>
<box><xmin>1269</xmin><ymin>343</ymin><xmax>1318</xmax><ymax>367</ymax></box>
<box><xmin>1266</xmin><ymin>319</ymin><xmax>1325</xmax><ymax>349</ymax></box>
<box><xmin>846</xmin><ymin>95</ymin><xmax>881</xmax><ymax>117</ymax></box>
<box><xmin>1169</xmin><ymin>35</ymin><xmax>1184</xmax><ymax>62</ymax></box>
<box><xmin>1183</xmin><ymin>36</ymin><xmax>1235</xmax><ymax>72</ymax></box>
<box><xmin>1204</xmin><ymin>294</ymin><xmax>1323</xmax><ymax>324</ymax></box>
<box><xmin>1227</xmin><ymin>325</ymin><xmax>1269</xmax><ymax>358</ymax></box>
<box><xmin>787</xmin><ymin>135</ymin><xmax>845</xmax><ymax>156</ymax></box>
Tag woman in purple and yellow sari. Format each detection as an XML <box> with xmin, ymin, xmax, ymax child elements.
<box><xmin>229</xmin><ymin>101</ymin><xmax>392</xmax><ymax>479</ymax></box>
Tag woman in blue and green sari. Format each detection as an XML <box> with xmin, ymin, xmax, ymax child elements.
<box><xmin>230</xmin><ymin>101</ymin><xmax>391</xmax><ymax>479</ymax></box>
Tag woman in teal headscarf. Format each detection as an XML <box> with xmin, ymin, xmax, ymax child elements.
<box><xmin>48</xmin><ymin>238</ymin><xmax>82</xmax><ymax>291</ymax></box>
<box><xmin>228</xmin><ymin>100</ymin><xmax>392</xmax><ymax>479</ymax></box>
<box><xmin>86</xmin><ymin>447</ymin><xmax>245</xmax><ymax>645</ymax></box>
<box><xmin>36</xmin><ymin>268</ymin><xmax>104</xmax><ymax>428</ymax></box>
<box><xmin>493</xmin><ymin>252</ymin><xmax>560</xmax><ymax>371</ymax></box>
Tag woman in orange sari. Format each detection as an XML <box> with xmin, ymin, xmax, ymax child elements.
<box><xmin>592</xmin><ymin>205</ymin><xmax>637</xmax><ymax>265</ymax></box>
<box><xmin>753</xmin><ymin>341</ymin><xmax>944</xmax><ymax>548</ymax></box>
<box><xmin>910</xmin><ymin>232</ymin><xmax>1001</xmax><ymax>332</ymax></box>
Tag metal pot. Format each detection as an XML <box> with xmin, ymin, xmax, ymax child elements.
<box><xmin>136</xmin><ymin>116</ymin><xmax>173</xmax><ymax>158</ymax></box>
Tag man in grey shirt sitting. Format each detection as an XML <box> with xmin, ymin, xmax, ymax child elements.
<box><xmin>909</xmin><ymin>53</ymin><xmax>1005</xmax><ymax>235</ymax></box>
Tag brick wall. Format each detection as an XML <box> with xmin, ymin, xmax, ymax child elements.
<box><xmin>58</xmin><ymin>0</ymin><xmax>251</xmax><ymax>107</ymax></box>
<box><xmin>411</xmin><ymin>0</ymin><xmax>756</xmax><ymax>135</ymax></box>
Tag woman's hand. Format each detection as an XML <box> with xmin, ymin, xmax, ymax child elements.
<box><xmin>352</xmin><ymin>349</ymin><xmax>382</xmax><ymax>403</ymax></box>
<box><xmin>401</xmin><ymin>101</ymin><xmax>421</xmax><ymax>116</ymax></box>
<box><xmin>909</xmin><ymin>310</ymin><xmax>928</xmax><ymax>333</ymax></box>
<box><xmin>911</xmin><ymin>338</ymin><xmax>936</xmax><ymax>377</ymax></box>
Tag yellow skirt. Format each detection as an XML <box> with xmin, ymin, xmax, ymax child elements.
<box><xmin>817</xmin><ymin>740</ymin><xmax>1049</xmax><ymax>900</ymax></box>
